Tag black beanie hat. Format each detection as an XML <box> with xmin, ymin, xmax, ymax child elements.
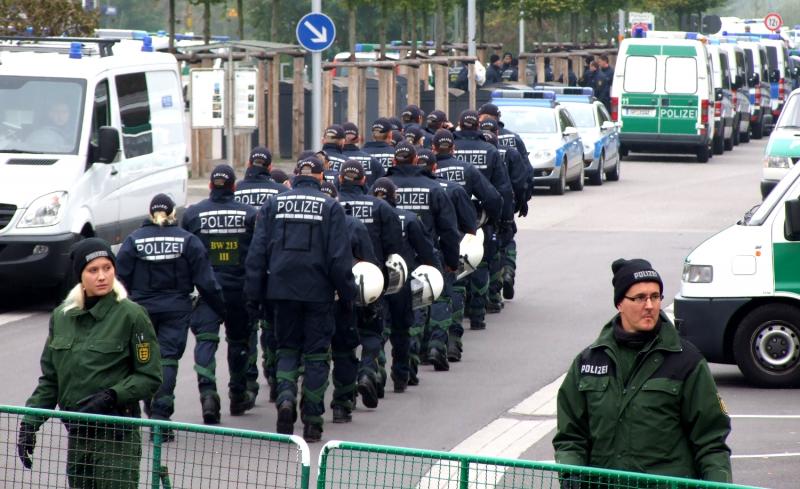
<box><xmin>612</xmin><ymin>258</ymin><xmax>663</xmax><ymax>306</ymax></box>
<box><xmin>70</xmin><ymin>237</ymin><xmax>116</xmax><ymax>283</ymax></box>
<box><xmin>149</xmin><ymin>193</ymin><xmax>175</xmax><ymax>216</ymax></box>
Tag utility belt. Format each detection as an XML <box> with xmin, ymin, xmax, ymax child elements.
<box><xmin>63</xmin><ymin>403</ymin><xmax>142</xmax><ymax>440</ymax></box>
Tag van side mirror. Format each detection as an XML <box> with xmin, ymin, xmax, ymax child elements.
<box><xmin>562</xmin><ymin>126</ymin><xmax>578</xmax><ymax>137</ymax></box>
<box><xmin>735</xmin><ymin>74</ymin><xmax>744</xmax><ymax>89</ymax></box>
<box><xmin>749</xmin><ymin>73</ymin><xmax>760</xmax><ymax>86</ymax></box>
<box><xmin>785</xmin><ymin>199</ymin><xmax>800</xmax><ymax>241</ymax></box>
<box><xmin>771</xmin><ymin>69</ymin><xmax>781</xmax><ymax>83</ymax></box>
<box><xmin>600</xmin><ymin>121</ymin><xmax>616</xmax><ymax>130</ymax></box>
<box><xmin>96</xmin><ymin>126</ymin><xmax>120</xmax><ymax>164</ymax></box>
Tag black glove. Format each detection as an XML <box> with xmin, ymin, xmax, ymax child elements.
<box><xmin>559</xmin><ymin>474</ymin><xmax>583</xmax><ymax>489</ymax></box>
<box><xmin>76</xmin><ymin>389</ymin><xmax>117</xmax><ymax>415</ymax></box>
<box><xmin>17</xmin><ymin>422</ymin><xmax>36</xmax><ymax>469</ymax></box>
<box><xmin>517</xmin><ymin>200</ymin><xmax>529</xmax><ymax>218</ymax></box>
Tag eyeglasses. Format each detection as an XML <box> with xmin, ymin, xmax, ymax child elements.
<box><xmin>624</xmin><ymin>293</ymin><xmax>664</xmax><ymax>305</ymax></box>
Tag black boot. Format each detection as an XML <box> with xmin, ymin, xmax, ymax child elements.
<box><xmin>229</xmin><ymin>390</ymin><xmax>256</xmax><ymax>416</ymax></box>
<box><xmin>447</xmin><ymin>337</ymin><xmax>462</xmax><ymax>362</ymax></box>
<box><xmin>303</xmin><ymin>424</ymin><xmax>323</xmax><ymax>443</ymax></box>
<box><xmin>276</xmin><ymin>400</ymin><xmax>296</xmax><ymax>435</ymax></box>
<box><xmin>332</xmin><ymin>405</ymin><xmax>352</xmax><ymax>423</ymax></box>
<box><xmin>502</xmin><ymin>268</ymin><xmax>515</xmax><ymax>300</ymax></box>
<box><xmin>200</xmin><ymin>392</ymin><xmax>221</xmax><ymax>425</ymax></box>
<box><xmin>357</xmin><ymin>375</ymin><xmax>379</xmax><ymax>408</ymax></box>
<box><xmin>428</xmin><ymin>348</ymin><xmax>450</xmax><ymax>371</ymax></box>
<box><xmin>470</xmin><ymin>319</ymin><xmax>486</xmax><ymax>330</ymax></box>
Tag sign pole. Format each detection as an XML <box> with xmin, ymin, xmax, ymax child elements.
<box><xmin>311</xmin><ymin>0</ymin><xmax>322</xmax><ymax>149</ymax></box>
<box><xmin>226</xmin><ymin>47</ymin><xmax>235</xmax><ymax>166</ymax></box>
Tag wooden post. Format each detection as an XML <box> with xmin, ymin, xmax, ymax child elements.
<box><xmin>257</xmin><ymin>60</ymin><xmax>266</xmax><ymax>147</ymax></box>
<box><xmin>292</xmin><ymin>55</ymin><xmax>305</xmax><ymax>159</ymax></box>
<box><xmin>322</xmin><ymin>68</ymin><xmax>334</xmax><ymax>129</ymax></box>
<box><xmin>266</xmin><ymin>56</ymin><xmax>281</xmax><ymax>158</ymax></box>
<box><xmin>557</xmin><ymin>57</ymin><xmax>568</xmax><ymax>84</ymax></box>
<box><xmin>357</xmin><ymin>68</ymin><xmax>367</xmax><ymax>135</ymax></box>
<box><xmin>571</xmin><ymin>54</ymin><xmax>584</xmax><ymax>82</ymax></box>
<box><xmin>407</xmin><ymin>62</ymin><xmax>420</xmax><ymax>106</ymax></box>
<box><xmin>347</xmin><ymin>65</ymin><xmax>360</xmax><ymax>125</ymax></box>
<box><xmin>476</xmin><ymin>46</ymin><xmax>486</xmax><ymax>64</ymax></box>
<box><xmin>518</xmin><ymin>55</ymin><xmax>528</xmax><ymax>86</ymax></box>
<box><xmin>378</xmin><ymin>67</ymin><xmax>392</xmax><ymax>118</ymax></box>
<box><xmin>434</xmin><ymin>63</ymin><xmax>449</xmax><ymax>116</ymax></box>
<box><xmin>420</xmin><ymin>63</ymin><xmax>431</xmax><ymax>91</ymax></box>
<box><xmin>536</xmin><ymin>55</ymin><xmax>546</xmax><ymax>85</ymax></box>
<box><xmin>468</xmin><ymin>63</ymin><xmax>476</xmax><ymax>110</ymax></box>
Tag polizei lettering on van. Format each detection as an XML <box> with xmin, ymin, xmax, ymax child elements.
<box><xmin>396</xmin><ymin>187</ymin><xmax>431</xmax><ymax>211</ymax></box>
<box><xmin>275</xmin><ymin>195</ymin><xmax>326</xmax><ymax>221</ymax></box>
<box><xmin>135</xmin><ymin>236</ymin><xmax>185</xmax><ymax>261</ymax></box>
<box><xmin>659</xmin><ymin>108</ymin><xmax>698</xmax><ymax>119</ymax></box>
<box><xmin>199</xmin><ymin>210</ymin><xmax>247</xmax><ymax>234</ymax></box>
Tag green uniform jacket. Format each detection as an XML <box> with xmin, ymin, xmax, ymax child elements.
<box><xmin>553</xmin><ymin>313</ymin><xmax>732</xmax><ymax>482</ymax></box>
<box><xmin>24</xmin><ymin>292</ymin><xmax>162</xmax><ymax>428</ymax></box>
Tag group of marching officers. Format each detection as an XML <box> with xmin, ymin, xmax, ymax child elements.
<box><xmin>112</xmin><ymin>103</ymin><xmax>533</xmax><ymax>443</ymax></box>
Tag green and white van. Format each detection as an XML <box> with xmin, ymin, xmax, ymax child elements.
<box><xmin>760</xmin><ymin>87</ymin><xmax>800</xmax><ymax>198</ymax></box>
<box><xmin>674</xmin><ymin>157</ymin><xmax>800</xmax><ymax>387</ymax></box>
<box><xmin>611</xmin><ymin>31</ymin><xmax>716</xmax><ymax>162</ymax></box>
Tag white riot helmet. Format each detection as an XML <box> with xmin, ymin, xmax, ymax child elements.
<box><xmin>410</xmin><ymin>265</ymin><xmax>444</xmax><ymax>310</ymax></box>
<box><xmin>353</xmin><ymin>261</ymin><xmax>385</xmax><ymax>305</ymax></box>
<box><xmin>383</xmin><ymin>253</ymin><xmax>408</xmax><ymax>295</ymax></box>
<box><xmin>456</xmin><ymin>229</ymin><xmax>485</xmax><ymax>280</ymax></box>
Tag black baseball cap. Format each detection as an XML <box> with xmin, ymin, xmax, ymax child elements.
<box><xmin>324</xmin><ymin>124</ymin><xmax>345</xmax><ymax>139</ymax></box>
<box><xmin>210</xmin><ymin>164</ymin><xmax>236</xmax><ymax>189</ymax></box>
<box><xmin>296</xmin><ymin>155</ymin><xmax>324</xmax><ymax>175</ymax></box>
<box><xmin>394</xmin><ymin>142</ymin><xmax>417</xmax><ymax>164</ymax></box>
<box><xmin>372</xmin><ymin>177</ymin><xmax>396</xmax><ymax>203</ymax></box>
<box><xmin>342</xmin><ymin>122</ymin><xmax>359</xmax><ymax>138</ymax></box>
<box><xmin>416</xmin><ymin>148</ymin><xmax>435</xmax><ymax>166</ymax></box>
<box><xmin>478</xmin><ymin>103</ymin><xmax>501</xmax><ymax>118</ymax></box>
<box><xmin>372</xmin><ymin>118</ymin><xmax>392</xmax><ymax>134</ymax></box>
<box><xmin>427</xmin><ymin>110</ymin><xmax>447</xmax><ymax>124</ymax></box>
<box><xmin>388</xmin><ymin>117</ymin><xmax>403</xmax><ymax>131</ymax></box>
<box><xmin>249</xmin><ymin>146</ymin><xmax>272</xmax><ymax>166</ymax></box>
<box><xmin>482</xmin><ymin>131</ymin><xmax>498</xmax><ymax>145</ymax></box>
<box><xmin>320</xmin><ymin>180</ymin><xmax>338</xmax><ymax>198</ymax></box>
<box><xmin>479</xmin><ymin>118</ymin><xmax>499</xmax><ymax>133</ymax></box>
<box><xmin>401</xmin><ymin>104</ymin><xmax>422</xmax><ymax>123</ymax></box>
<box><xmin>340</xmin><ymin>160</ymin><xmax>365</xmax><ymax>182</ymax></box>
<box><xmin>432</xmin><ymin>129</ymin><xmax>454</xmax><ymax>148</ymax></box>
<box><xmin>390</xmin><ymin>130</ymin><xmax>404</xmax><ymax>146</ymax></box>
<box><xmin>404</xmin><ymin>125</ymin><xmax>425</xmax><ymax>144</ymax></box>
<box><xmin>459</xmin><ymin>110</ymin><xmax>480</xmax><ymax>129</ymax></box>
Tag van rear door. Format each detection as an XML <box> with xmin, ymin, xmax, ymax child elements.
<box><xmin>619</xmin><ymin>45</ymin><xmax>659</xmax><ymax>134</ymax></box>
<box><xmin>660</xmin><ymin>50</ymin><xmax>700</xmax><ymax>136</ymax></box>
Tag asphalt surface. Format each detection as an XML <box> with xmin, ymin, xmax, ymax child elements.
<box><xmin>1</xmin><ymin>137</ymin><xmax>797</xmax><ymax>488</ymax></box>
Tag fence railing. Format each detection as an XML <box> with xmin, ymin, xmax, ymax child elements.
<box><xmin>0</xmin><ymin>405</ymin><xmax>310</xmax><ymax>489</ymax></box>
<box><xmin>316</xmin><ymin>440</ymin><xmax>764</xmax><ymax>489</ymax></box>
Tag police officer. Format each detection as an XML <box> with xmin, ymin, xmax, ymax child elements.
<box><xmin>342</xmin><ymin>122</ymin><xmax>386</xmax><ymax>186</ymax></box>
<box><xmin>245</xmin><ymin>155</ymin><xmax>355</xmax><ymax>443</ymax></box>
<box><xmin>390</xmin><ymin>129</ymin><xmax>404</xmax><ymax>147</ymax></box>
<box><xmin>485</xmin><ymin>54</ymin><xmax>503</xmax><ymax>85</ymax></box>
<box><xmin>116</xmin><ymin>194</ymin><xmax>225</xmax><ymax>433</ymax></box>
<box><xmin>453</xmin><ymin>111</ymin><xmax>513</xmax><ymax>331</ymax></box>
<box><xmin>404</xmin><ymin>125</ymin><xmax>427</xmax><ymax>148</ymax></box>
<box><xmin>362</xmin><ymin>118</ymin><xmax>397</xmax><ymax>174</ymax></box>
<box><xmin>400</xmin><ymin>104</ymin><xmax>424</xmax><ymax>130</ymax></box>
<box><xmin>181</xmin><ymin>165</ymin><xmax>257</xmax><ymax>423</ymax></box>
<box><xmin>596</xmin><ymin>54</ymin><xmax>615</xmax><ymax>112</ymax></box>
<box><xmin>554</xmin><ymin>259</ymin><xmax>732</xmax><ymax>482</ymax></box>
<box><xmin>234</xmin><ymin>147</ymin><xmax>288</xmax><ymax>403</ymax></box>
<box><xmin>319</xmin><ymin>180</ymin><xmax>379</xmax><ymax>423</ymax></box>
<box><xmin>321</xmin><ymin>124</ymin><xmax>348</xmax><ymax>172</ymax></box>
<box><xmin>480</xmin><ymin>120</ymin><xmax>531</xmax><ymax>310</ymax></box>
<box><xmin>271</xmin><ymin>168</ymin><xmax>292</xmax><ymax>189</ymax></box>
<box><xmin>386</xmin><ymin>142</ymin><xmax>460</xmax><ymax>371</ymax></box>
<box><xmin>372</xmin><ymin>177</ymin><xmax>437</xmax><ymax>391</ymax></box>
<box><xmin>338</xmin><ymin>160</ymin><xmax>402</xmax><ymax>406</ymax></box>
<box><xmin>18</xmin><ymin>238</ymin><xmax>161</xmax><ymax>488</ymax></box>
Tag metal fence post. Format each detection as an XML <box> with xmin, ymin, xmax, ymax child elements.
<box><xmin>459</xmin><ymin>458</ymin><xmax>470</xmax><ymax>489</ymax></box>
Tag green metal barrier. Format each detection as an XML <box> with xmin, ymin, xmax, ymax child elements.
<box><xmin>317</xmin><ymin>440</ymin><xmax>765</xmax><ymax>489</ymax></box>
<box><xmin>0</xmin><ymin>405</ymin><xmax>311</xmax><ymax>489</ymax></box>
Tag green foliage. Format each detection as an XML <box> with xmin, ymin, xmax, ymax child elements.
<box><xmin>0</xmin><ymin>0</ymin><xmax>98</xmax><ymax>36</ymax></box>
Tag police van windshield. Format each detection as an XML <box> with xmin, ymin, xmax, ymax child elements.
<box><xmin>499</xmin><ymin>106</ymin><xmax>557</xmax><ymax>134</ymax></box>
<box><xmin>561</xmin><ymin>103</ymin><xmax>596</xmax><ymax>128</ymax></box>
<box><xmin>0</xmin><ymin>76</ymin><xmax>86</xmax><ymax>155</ymax></box>
<box><xmin>776</xmin><ymin>94</ymin><xmax>800</xmax><ymax>128</ymax></box>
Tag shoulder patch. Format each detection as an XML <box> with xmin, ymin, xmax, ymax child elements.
<box><xmin>578</xmin><ymin>347</ymin><xmax>616</xmax><ymax>377</ymax></box>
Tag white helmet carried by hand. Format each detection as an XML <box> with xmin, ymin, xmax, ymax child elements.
<box><xmin>384</xmin><ymin>253</ymin><xmax>408</xmax><ymax>295</ymax></box>
<box><xmin>410</xmin><ymin>265</ymin><xmax>444</xmax><ymax>309</ymax></box>
<box><xmin>353</xmin><ymin>261</ymin><xmax>385</xmax><ymax>305</ymax></box>
<box><xmin>456</xmin><ymin>229</ymin><xmax>485</xmax><ymax>280</ymax></box>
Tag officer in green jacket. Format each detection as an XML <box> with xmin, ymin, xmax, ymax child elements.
<box><xmin>553</xmin><ymin>258</ymin><xmax>732</xmax><ymax>483</ymax></box>
<box><xmin>17</xmin><ymin>238</ymin><xmax>162</xmax><ymax>489</ymax></box>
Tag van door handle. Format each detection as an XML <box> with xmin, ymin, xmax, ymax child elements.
<box><xmin>110</xmin><ymin>167</ymin><xmax>118</xmax><ymax>176</ymax></box>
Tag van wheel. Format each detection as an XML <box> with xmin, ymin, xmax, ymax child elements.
<box><xmin>568</xmin><ymin>163</ymin><xmax>584</xmax><ymax>191</ymax></box>
<box><xmin>605</xmin><ymin>156</ymin><xmax>621</xmax><ymax>181</ymax></box>
<box><xmin>724</xmin><ymin>128</ymin><xmax>734</xmax><ymax>151</ymax></box>
<box><xmin>751</xmin><ymin>117</ymin><xmax>764</xmax><ymax>139</ymax></box>
<box><xmin>696</xmin><ymin>144</ymin><xmax>710</xmax><ymax>163</ymax></box>
<box><xmin>588</xmin><ymin>153</ymin><xmax>604</xmax><ymax>186</ymax></box>
<box><xmin>734</xmin><ymin>304</ymin><xmax>800</xmax><ymax>387</ymax></box>
<box><xmin>713</xmin><ymin>133</ymin><xmax>724</xmax><ymax>155</ymax></box>
<box><xmin>740</xmin><ymin>128</ymin><xmax>751</xmax><ymax>143</ymax></box>
<box><xmin>732</xmin><ymin>118</ymin><xmax>740</xmax><ymax>146</ymax></box>
<box><xmin>619</xmin><ymin>145</ymin><xmax>629</xmax><ymax>158</ymax></box>
<box><xmin>551</xmin><ymin>160</ymin><xmax>566</xmax><ymax>195</ymax></box>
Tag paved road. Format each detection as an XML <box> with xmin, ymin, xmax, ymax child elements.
<box><xmin>1</xmin><ymin>137</ymin><xmax>795</xmax><ymax>488</ymax></box>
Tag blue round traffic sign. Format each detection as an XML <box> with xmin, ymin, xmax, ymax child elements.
<box><xmin>296</xmin><ymin>12</ymin><xmax>336</xmax><ymax>52</ymax></box>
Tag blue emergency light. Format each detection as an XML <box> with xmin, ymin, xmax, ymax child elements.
<box><xmin>492</xmin><ymin>89</ymin><xmax>556</xmax><ymax>99</ymax></box>
<box><xmin>141</xmin><ymin>36</ymin><xmax>153</xmax><ymax>52</ymax></box>
<box><xmin>535</xmin><ymin>86</ymin><xmax>593</xmax><ymax>96</ymax></box>
<box><xmin>632</xmin><ymin>26</ymin><xmax>646</xmax><ymax>38</ymax></box>
<box><xmin>69</xmin><ymin>42</ymin><xmax>82</xmax><ymax>59</ymax></box>
<box><xmin>686</xmin><ymin>32</ymin><xmax>699</xmax><ymax>40</ymax></box>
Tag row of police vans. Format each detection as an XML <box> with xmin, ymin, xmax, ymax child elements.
<box><xmin>609</xmin><ymin>30</ymin><xmax>800</xmax><ymax>387</ymax></box>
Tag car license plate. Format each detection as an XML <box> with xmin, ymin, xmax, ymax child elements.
<box><xmin>624</xmin><ymin>107</ymin><xmax>656</xmax><ymax>117</ymax></box>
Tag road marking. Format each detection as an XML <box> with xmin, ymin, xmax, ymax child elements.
<box><xmin>732</xmin><ymin>452</ymin><xmax>800</xmax><ymax>459</ymax></box>
<box><xmin>509</xmin><ymin>374</ymin><xmax>565</xmax><ymax>416</ymax></box>
<box><xmin>0</xmin><ymin>312</ymin><xmax>37</xmax><ymax>327</ymax></box>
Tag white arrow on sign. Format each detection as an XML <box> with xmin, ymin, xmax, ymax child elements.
<box><xmin>304</xmin><ymin>21</ymin><xmax>328</xmax><ymax>43</ymax></box>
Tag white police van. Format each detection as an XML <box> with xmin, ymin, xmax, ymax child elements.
<box><xmin>674</xmin><ymin>158</ymin><xmax>800</xmax><ymax>387</ymax></box>
<box><xmin>0</xmin><ymin>36</ymin><xmax>187</xmax><ymax>290</ymax></box>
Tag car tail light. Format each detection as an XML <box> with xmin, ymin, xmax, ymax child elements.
<box><xmin>755</xmin><ymin>90</ymin><xmax>762</xmax><ymax>105</ymax></box>
<box><xmin>732</xmin><ymin>89</ymin><xmax>737</xmax><ymax>106</ymax></box>
<box><xmin>701</xmin><ymin>99</ymin><xmax>709</xmax><ymax>125</ymax></box>
<box><xmin>610</xmin><ymin>97</ymin><xmax>619</xmax><ymax>121</ymax></box>
<box><xmin>779</xmin><ymin>78</ymin><xmax>785</xmax><ymax>100</ymax></box>
<box><xmin>714</xmin><ymin>101</ymin><xmax>721</xmax><ymax>118</ymax></box>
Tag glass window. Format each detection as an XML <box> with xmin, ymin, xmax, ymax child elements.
<box><xmin>558</xmin><ymin>110</ymin><xmax>572</xmax><ymax>130</ymax></box>
<box><xmin>597</xmin><ymin>104</ymin><xmax>610</xmax><ymax>124</ymax></box>
<box><xmin>776</xmin><ymin>94</ymin><xmax>800</xmax><ymax>129</ymax></box>
<box><xmin>623</xmin><ymin>56</ymin><xmax>656</xmax><ymax>93</ymax></box>
<box><xmin>665</xmin><ymin>57</ymin><xmax>697</xmax><ymax>94</ymax></box>
<box><xmin>719</xmin><ymin>53</ymin><xmax>731</xmax><ymax>90</ymax></box>
<box><xmin>116</xmin><ymin>72</ymin><xmax>153</xmax><ymax>158</ymax></box>
<box><xmin>90</xmin><ymin>80</ymin><xmax>110</xmax><ymax>146</ymax></box>
<box><xmin>561</xmin><ymin>103</ymin><xmax>596</xmax><ymax>128</ymax></box>
<box><xmin>0</xmin><ymin>76</ymin><xmax>86</xmax><ymax>154</ymax></box>
<box><xmin>498</xmin><ymin>106</ymin><xmax>556</xmax><ymax>134</ymax></box>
